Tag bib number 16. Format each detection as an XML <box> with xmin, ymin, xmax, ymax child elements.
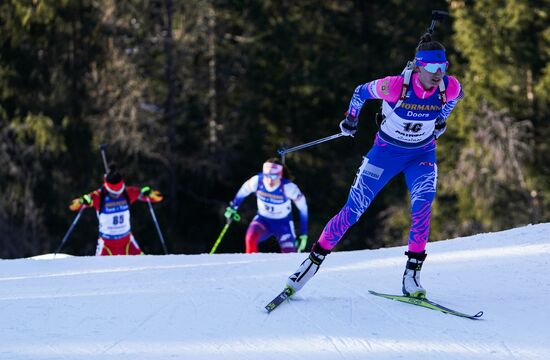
<box><xmin>404</xmin><ymin>122</ymin><xmax>423</xmax><ymax>132</ymax></box>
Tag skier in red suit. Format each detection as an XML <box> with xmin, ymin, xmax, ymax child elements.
<box><xmin>69</xmin><ymin>165</ymin><xmax>163</xmax><ymax>255</ymax></box>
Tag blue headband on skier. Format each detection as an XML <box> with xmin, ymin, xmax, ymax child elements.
<box><xmin>415</xmin><ymin>50</ymin><xmax>447</xmax><ymax>64</ymax></box>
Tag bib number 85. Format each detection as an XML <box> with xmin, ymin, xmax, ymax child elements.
<box><xmin>113</xmin><ymin>215</ymin><xmax>124</xmax><ymax>225</ymax></box>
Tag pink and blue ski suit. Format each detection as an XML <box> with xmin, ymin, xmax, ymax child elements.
<box><xmin>317</xmin><ymin>70</ymin><xmax>463</xmax><ymax>253</ymax></box>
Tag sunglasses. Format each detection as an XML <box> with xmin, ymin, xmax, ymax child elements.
<box><xmin>263</xmin><ymin>173</ymin><xmax>280</xmax><ymax>180</ymax></box>
<box><xmin>417</xmin><ymin>61</ymin><xmax>448</xmax><ymax>74</ymax></box>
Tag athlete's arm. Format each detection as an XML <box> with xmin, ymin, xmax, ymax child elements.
<box><xmin>231</xmin><ymin>175</ymin><xmax>259</xmax><ymax>208</ymax></box>
<box><xmin>440</xmin><ymin>76</ymin><xmax>464</xmax><ymax>120</ymax></box>
<box><xmin>347</xmin><ymin>75</ymin><xmax>404</xmax><ymax>119</ymax></box>
<box><xmin>125</xmin><ymin>187</ymin><xmax>142</xmax><ymax>204</ymax></box>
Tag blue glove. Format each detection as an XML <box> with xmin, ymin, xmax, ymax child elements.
<box><xmin>339</xmin><ymin>113</ymin><xmax>358</xmax><ymax>137</ymax></box>
<box><xmin>296</xmin><ymin>234</ymin><xmax>308</xmax><ymax>252</ymax></box>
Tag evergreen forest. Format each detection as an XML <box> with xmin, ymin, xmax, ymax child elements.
<box><xmin>1</xmin><ymin>0</ymin><xmax>549</xmax><ymax>258</ymax></box>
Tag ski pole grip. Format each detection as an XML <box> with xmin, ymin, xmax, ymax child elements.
<box><xmin>431</xmin><ymin>10</ymin><xmax>449</xmax><ymax>21</ymax></box>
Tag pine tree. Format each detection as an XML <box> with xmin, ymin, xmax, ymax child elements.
<box><xmin>435</xmin><ymin>0</ymin><xmax>549</xmax><ymax>236</ymax></box>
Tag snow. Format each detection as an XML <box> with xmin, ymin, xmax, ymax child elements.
<box><xmin>1</xmin><ymin>223</ymin><xmax>550</xmax><ymax>360</ymax></box>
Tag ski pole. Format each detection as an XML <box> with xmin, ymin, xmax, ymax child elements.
<box><xmin>278</xmin><ymin>132</ymin><xmax>345</xmax><ymax>158</ymax></box>
<box><xmin>210</xmin><ymin>208</ymin><xmax>240</xmax><ymax>254</ymax></box>
<box><xmin>427</xmin><ymin>10</ymin><xmax>449</xmax><ymax>37</ymax></box>
<box><xmin>54</xmin><ymin>207</ymin><xmax>85</xmax><ymax>255</ymax></box>
<box><xmin>99</xmin><ymin>144</ymin><xmax>110</xmax><ymax>173</ymax></box>
<box><xmin>147</xmin><ymin>199</ymin><xmax>168</xmax><ymax>254</ymax></box>
<box><xmin>418</xmin><ymin>10</ymin><xmax>449</xmax><ymax>49</ymax></box>
<box><xmin>209</xmin><ymin>220</ymin><xmax>233</xmax><ymax>254</ymax></box>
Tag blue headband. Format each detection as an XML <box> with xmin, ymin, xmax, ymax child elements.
<box><xmin>415</xmin><ymin>49</ymin><xmax>447</xmax><ymax>63</ymax></box>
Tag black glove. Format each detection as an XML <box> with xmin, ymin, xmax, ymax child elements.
<box><xmin>434</xmin><ymin>116</ymin><xmax>447</xmax><ymax>139</ymax></box>
<box><xmin>339</xmin><ymin>113</ymin><xmax>358</xmax><ymax>137</ymax></box>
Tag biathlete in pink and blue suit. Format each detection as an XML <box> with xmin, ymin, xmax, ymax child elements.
<box><xmin>225</xmin><ymin>158</ymin><xmax>309</xmax><ymax>254</ymax></box>
<box><xmin>285</xmin><ymin>40</ymin><xmax>464</xmax><ymax>298</ymax></box>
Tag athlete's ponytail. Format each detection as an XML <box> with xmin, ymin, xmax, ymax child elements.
<box><xmin>418</xmin><ymin>32</ymin><xmax>432</xmax><ymax>45</ymax></box>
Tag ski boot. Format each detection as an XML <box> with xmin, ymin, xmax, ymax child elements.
<box><xmin>402</xmin><ymin>250</ymin><xmax>427</xmax><ymax>298</ymax></box>
<box><xmin>286</xmin><ymin>242</ymin><xmax>331</xmax><ymax>293</ymax></box>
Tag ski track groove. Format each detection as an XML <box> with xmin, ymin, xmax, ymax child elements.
<box><xmin>260</xmin><ymin>294</ymin><xmax>304</xmax><ymax>360</ymax></box>
<box><xmin>351</xmin><ymin>287</ymin><xmax>402</xmax><ymax>324</ymax></box>
<box><xmin>350</xmin><ymin>287</ymin><xmax>404</xmax><ymax>355</ymax></box>
<box><xmin>288</xmin><ymin>295</ymin><xmax>347</xmax><ymax>360</ymax></box>
<box><xmin>100</xmin><ymin>297</ymin><xmax>168</xmax><ymax>357</ymax></box>
<box><xmin>501</xmin><ymin>341</ymin><xmax>519</xmax><ymax>360</ymax></box>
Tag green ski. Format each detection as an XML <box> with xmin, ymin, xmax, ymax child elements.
<box><xmin>369</xmin><ymin>290</ymin><xmax>483</xmax><ymax>320</ymax></box>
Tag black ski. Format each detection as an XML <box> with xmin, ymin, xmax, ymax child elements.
<box><xmin>265</xmin><ymin>287</ymin><xmax>294</xmax><ymax>313</ymax></box>
<box><xmin>369</xmin><ymin>290</ymin><xmax>483</xmax><ymax>320</ymax></box>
